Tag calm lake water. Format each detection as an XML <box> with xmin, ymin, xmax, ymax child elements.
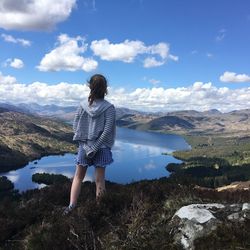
<box><xmin>1</xmin><ymin>127</ymin><xmax>191</xmax><ymax>192</ymax></box>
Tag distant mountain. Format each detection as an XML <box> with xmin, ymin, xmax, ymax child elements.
<box><xmin>0</xmin><ymin>103</ymin><xmax>31</xmax><ymax>114</ymax></box>
<box><xmin>0</xmin><ymin>107</ymin><xmax>9</xmax><ymax>113</ymax></box>
<box><xmin>228</xmin><ymin>109</ymin><xmax>250</xmax><ymax>116</ymax></box>
<box><xmin>202</xmin><ymin>109</ymin><xmax>222</xmax><ymax>116</ymax></box>
<box><xmin>115</xmin><ymin>107</ymin><xmax>146</xmax><ymax>119</ymax></box>
<box><xmin>2</xmin><ymin>103</ymin><xmax>147</xmax><ymax>123</ymax></box>
<box><xmin>1</xmin><ymin>102</ymin><xmax>249</xmax><ymax>136</ymax></box>
<box><xmin>164</xmin><ymin>109</ymin><xmax>222</xmax><ymax>117</ymax></box>
<box><xmin>166</xmin><ymin>110</ymin><xmax>202</xmax><ymax>117</ymax></box>
<box><xmin>117</xmin><ymin>108</ymin><xmax>250</xmax><ymax>136</ymax></box>
<box><xmin>19</xmin><ymin>103</ymin><xmax>76</xmax><ymax>116</ymax></box>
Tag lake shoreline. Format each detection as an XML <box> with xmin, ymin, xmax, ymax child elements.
<box><xmin>1</xmin><ymin>127</ymin><xmax>190</xmax><ymax>192</ymax></box>
<box><xmin>1</xmin><ymin>126</ymin><xmax>189</xmax><ymax>173</ymax></box>
<box><xmin>0</xmin><ymin>148</ymin><xmax>77</xmax><ymax>174</ymax></box>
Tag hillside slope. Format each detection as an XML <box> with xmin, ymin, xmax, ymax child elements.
<box><xmin>1</xmin><ymin>174</ymin><xmax>249</xmax><ymax>250</ymax></box>
<box><xmin>117</xmin><ymin>109</ymin><xmax>250</xmax><ymax>136</ymax></box>
<box><xmin>0</xmin><ymin>109</ymin><xmax>76</xmax><ymax>172</ymax></box>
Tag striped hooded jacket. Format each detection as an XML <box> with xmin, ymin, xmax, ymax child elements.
<box><xmin>73</xmin><ymin>99</ymin><xmax>116</xmax><ymax>156</ymax></box>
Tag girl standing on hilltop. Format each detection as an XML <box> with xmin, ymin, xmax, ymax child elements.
<box><xmin>64</xmin><ymin>74</ymin><xmax>116</xmax><ymax>214</ymax></box>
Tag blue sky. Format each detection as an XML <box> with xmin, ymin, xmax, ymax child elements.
<box><xmin>0</xmin><ymin>0</ymin><xmax>249</xmax><ymax>111</ymax></box>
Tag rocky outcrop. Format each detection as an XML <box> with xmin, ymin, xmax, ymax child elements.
<box><xmin>216</xmin><ymin>181</ymin><xmax>250</xmax><ymax>192</ymax></box>
<box><xmin>171</xmin><ymin>203</ymin><xmax>250</xmax><ymax>250</ymax></box>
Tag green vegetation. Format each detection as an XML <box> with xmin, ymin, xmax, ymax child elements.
<box><xmin>0</xmin><ymin>176</ymin><xmax>14</xmax><ymax>192</ymax></box>
<box><xmin>167</xmin><ymin>160</ymin><xmax>250</xmax><ymax>188</ymax></box>
<box><xmin>32</xmin><ymin>173</ymin><xmax>70</xmax><ymax>185</ymax></box>
<box><xmin>0</xmin><ymin>174</ymin><xmax>249</xmax><ymax>249</ymax></box>
<box><xmin>0</xmin><ymin>176</ymin><xmax>19</xmax><ymax>201</ymax></box>
<box><xmin>0</xmin><ymin>110</ymin><xmax>76</xmax><ymax>172</ymax></box>
<box><xmin>174</xmin><ymin>135</ymin><xmax>250</xmax><ymax>165</ymax></box>
<box><xmin>165</xmin><ymin>135</ymin><xmax>250</xmax><ymax>188</ymax></box>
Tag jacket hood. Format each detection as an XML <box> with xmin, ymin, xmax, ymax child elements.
<box><xmin>80</xmin><ymin>99</ymin><xmax>112</xmax><ymax>118</ymax></box>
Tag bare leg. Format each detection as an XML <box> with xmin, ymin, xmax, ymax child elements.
<box><xmin>95</xmin><ymin>167</ymin><xmax>106</xmax><ymax>200</ymax></box>
<box><xmin>69</xmin><ymin>164</ymin><xmax>87</xmax><ymax>206</ymax></box>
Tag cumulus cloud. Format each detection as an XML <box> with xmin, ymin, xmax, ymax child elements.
<box><xmin>0</xmin><ymin>71</ymin><xmax>17</xmax><ymax>85</ymax></box>
<box><xmin>0</xmin><ymin>72</ymin><xmax>249</xmax><ymax>112</ymax></box>
<box><xmin>0</xmin><ymin>0</ymin><xmax>76</xmax><ymax>31</ymax></box>
<box><xmin>90</xmin><ymin>39</ymin><xmax>146</xmax><ymax>62</ymax></box>
<box><xmin>220</xmin><ymin>71</ymin><xmax>250</xmax><ymax>83</ymax></box>
<box><xmin>1</xmin><ymin>33</ymin><xmax>31</xmax><ymax>46</ymax></box>
<box><xmin>108</xmin><ymin>82</ymin><xmax>250</xmax><ymax>112</ymax></box>
<box><xmin>37</xmin><ymin>34</ymin><xmax>98</xmax><ymax>72</ymax></box>
<box><xmin>4</xmin><ymin>58</ymin><xmax>24</xmax><ymax>69</ymax></box>
<box><xmin>90</xmin><ymin>39</ymin><xmax>178</xmax><ymax>67</ymax></box>
<box><xmin>0</xmin><ymin>77</ymin><xmax>89</xmax><ymax>105</ymax></box>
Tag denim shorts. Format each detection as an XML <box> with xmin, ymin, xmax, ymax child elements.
<box><xmin>75</xmin><ymin>143</ymin><xmax>113</xmax><ymax>168</ymax></box>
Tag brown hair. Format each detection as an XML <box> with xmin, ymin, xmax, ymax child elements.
<box><xmin>88</xmin><ymin>74</ymin><xmax>108</xmax><ymax>105</ymax></box>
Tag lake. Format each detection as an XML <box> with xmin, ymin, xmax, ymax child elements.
<box><xmin>1</xmin><ymin>127</ymin><xmax>191</xmax><ymax>192</ymax></box>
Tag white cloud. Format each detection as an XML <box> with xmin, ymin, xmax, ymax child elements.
<box><xmin>149</xmin><ymin>78</ymin><xmax>161</xmax><ymax>85</ymax></box>
<box><xmin>143</xmin><ymin>57</ymin><xmax>165</xmax><ymax>68</ymax></box>
<box><xmin>144</xmin><ymin>161</ymin><xmax>157</xmax><ymax>170</ymax></box>
<box><xmin>143</xmin><ymin>76</ymin><xmax>161</xmax><ymax>85</ymax></box>
<box><xmin>108</xmin><ymin>82</ymin><xmax>250</xmax><ymax>112</ymax></box>
<box><xmin>169</xmin><ymin>54</ymin><xmax>179</xmax><ymax>61</ymax></box>
<box><xmin>37</xmin><ymin>34</ymin><xmax>98</xmax><ymax>72</ymax></box>
<box><xmin>5</xmin><ymin>174</ymin><xmax>19</xmax><ymax>184</ymax></box>
<box><xmin>91</xmin><ymin>39</ymin><xmax>146</xmax><ymax>62</ymax></box>
<box><xmin>0</xmin><ymin>77</ymin><xmax>89</xmax><ymax>105</ymax></box>
<box><xmin>220</xmin><ymin>71</ymin><xmax>250</xmax><ymax>83</ymax></box>
<box><xmin>5</xmin><ymin>58</ymin><xmax>24</xmax><ymax>69</ymax></box>
<box><xmin>148</xmin><ymin>42</ymin><xmax>169</xmax><ymax>59</ymax></box>
<box><xmin>0</xmin><ymin>0</ymin><xmax>76</xmax><ymax>31</ymax></box>
<box><xmin>10</xmin><ymin>58</ymin><xmax>24</xmax><ymax>69</ymax></box>
<box><xmin>216</xmin><ymin>29</ymin><xmax>226</xmax><ymax>42</ymax></box>
<box><xmin>0</xmin><ymin>72</ymin><xmax>249</xmax><ymax>112</ymax></box>
<box><xmin>1</xmin><ymin>33</ymin><xmax>31</xmax><ymax>46</ymax></box>
<box><xmin>206</xmin><ymin>53</ymin><xmax>213</xmax><ymax>58</ymax></box>
<box><xmin>0</xmin><ymin>71</ymin><xmax>17</xmax><ymax>85</ymax></box>
<box><xmin>91</xmin><ymin>39</ymin><xmax>178</xmax><ymax>67</ymax></box>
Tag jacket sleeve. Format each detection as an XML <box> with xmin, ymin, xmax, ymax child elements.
<box><xmin>73</xmin><ymin>105</ymin><xmax>83</xmax><ymax>133</ymax></box>
<box><xmin>88</xmin><ymin>105</ymin><xmax>116</xmax><ymax>154</ymax></box>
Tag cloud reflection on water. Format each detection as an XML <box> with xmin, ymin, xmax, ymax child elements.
<box><xmin>144</xmin><ymin>160</ymin><xmax>157</xmax><ymax>170</ymax></box>
<box><xmin>5</xmin><ymin>173</ymin><xmax>19</xmax><ymax>183</ymax></box>
<box><xmin>1</xmin><ymin>128</ymin><xmax>189</xmax><ymax>191</ymax></box>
